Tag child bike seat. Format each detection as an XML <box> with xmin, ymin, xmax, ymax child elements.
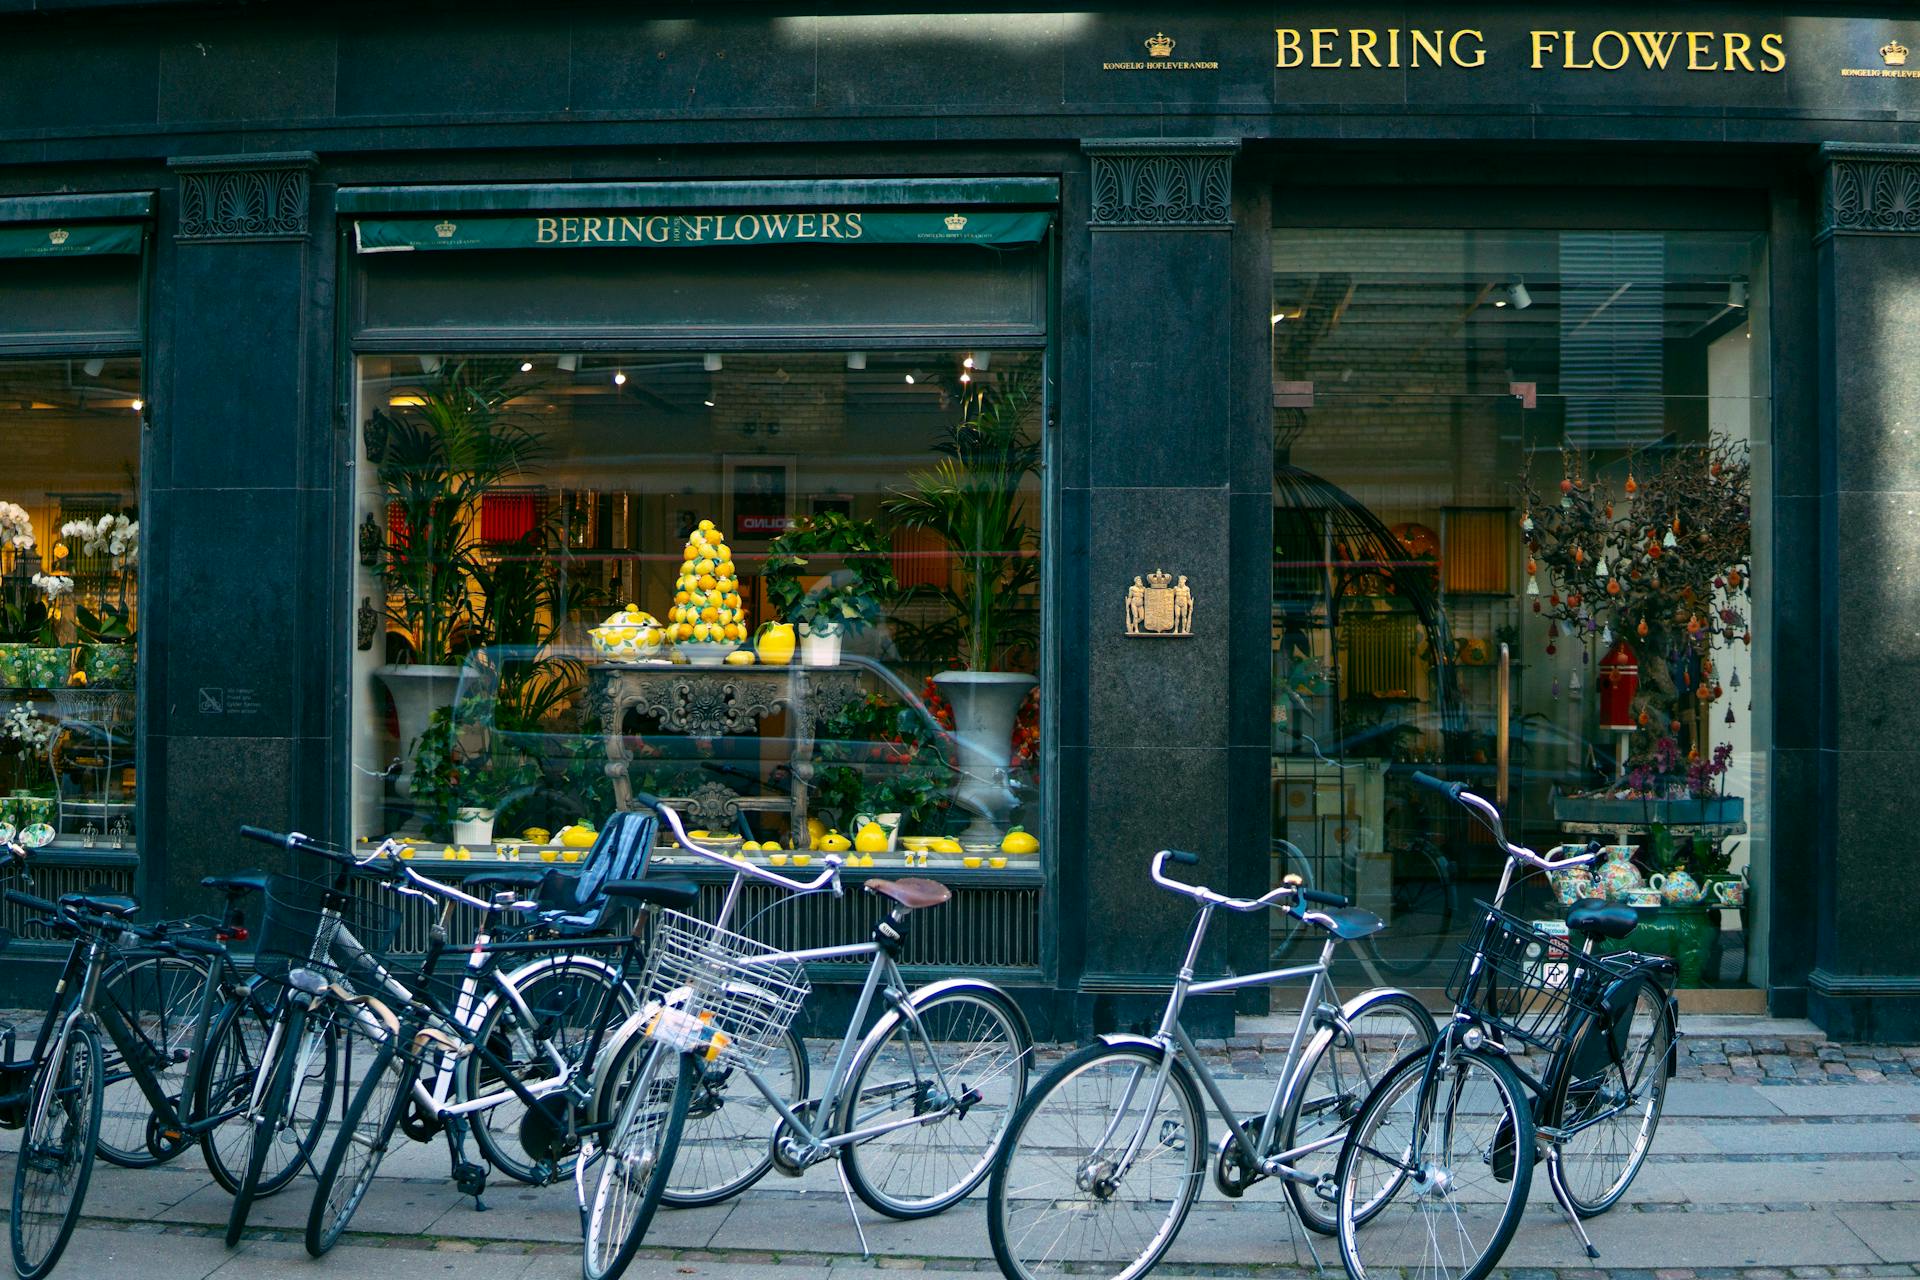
<box><xmin>601</xmin><ymin>879</ymin><xmax>702</xmax><ymax>911</ymax></box>
<box><xmin>1302</xmin><ymin>906</ymin><xmax>1386</xmax><ymax>940</ymax></box>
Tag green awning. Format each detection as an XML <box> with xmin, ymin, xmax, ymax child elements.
<box><xmin>355</xmin><ymin>209</ymin><xmax>1052</xmax><ymax>254</ymax></box>
<box><xmin>0</xmin><ymin>224</ymin><xmax>143</xmax><ymax>259</ymax></box>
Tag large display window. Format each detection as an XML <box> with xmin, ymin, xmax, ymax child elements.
<box><xmin>348</xmin><ymin>349</ymin><xmax>1045</xmax><ymax>894</ymax></box>
<box><xmin>1270</xmin><ymin>227</ymin><xmax>1769</xmax><ymax>991</ymax></box>
<box><xmin>0</xmin><ymin>356</ymin><xmax>143</xmax><ymax>853</ymax></box>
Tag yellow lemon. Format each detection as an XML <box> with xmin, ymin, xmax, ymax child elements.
<box><xmin>756</xmin><ymin>623</ymin><xmax>796</xmax><ymax>665</ymax></box>
<box><xmin>933</xmin><ymin>837</ymin><xmax>964</xmax><ymax>855</ymax></box>
<box><xmin>674</xmin><ymin>590</ymin><xmax>691</xmax><ymax>605</ymax></box>
<box><xmin>696</xmin><ymin>557</ymin><xmax>715</xmax><ymax>575</ymax></box>
<box><xmin>742</xmin><ymin>840</ymin><xmax>761</xmax><ymax>852</ymax></box>
<box><xmin>793</xmin><ymin>853</ymin><xmax>812</xmax><ymax>867</ymax></box>
<box><xmin>692</xmin><ymin>623</ymin><xmax>713</xmax><ymax>642</ymax></box>
<box><xmin>698</xmin><ymin>573</ymin><xmax>717</xmax><ymax>591</ymax></box>
<box><xmin>698</xmin><ymin>519</ymin><xmax>715</xmax><ymax>532</ymax></box>
<box><xmin>855</xmin><ymin>822</ymin><xmax>890</xmax><ymax>854</ymax></box>
<box><xmin>819</xmin><ymin>831</ymin><xmax>852</xmax><ymax>853</ymax></box>
<box><xmin>398</xmin><ymin>844</ymin><xmax>416</xmax><ymax>860</ymax></box>
<box><xmin>562</xmin><ymin>825</ymin><xmax>597</xmax><ymax>849</ymax></box>
<box><xmin>521</xmin><ymin>827</ymin><xmax>549</xmax><ymax>843</ymax></box>
<box><xmin>725</xmin><ymin>649</ymin><xmax>755</xmax><ymax>666</ymax></box>
<box><xmin>540</xmin><ymin>848</ymin><xmax>558</xmax><ymax>862</ymax></box>
<box><xmin>1000</xmin><ymin>826</ymin><xmax>1039</xmax><ymax>855</ymax></box>
<box><xmin>717</xmin><ymin>561</ymin><xmax>736</xmax><ymax>579</ymax></box>
<box><xmin>807</xmin><ymin>816</ymin><xmax>827</xmax><ymax>848</ymax></box>
<box><xmin>769</xmin><ymin>853</ymin><xmax>789</xmax><ymax>866</ymax></box>
<box><xmin>712</xmin><ymin>542</ymin><xmax>730</xmax><ymax>561</ymax></box>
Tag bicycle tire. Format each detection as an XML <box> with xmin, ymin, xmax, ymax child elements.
<box><xmin>1334</xmin><ymin>1042</ymin><xmax>1533</xmax><ymax>1280</ymax></box>
<box><xmin>95</xmin><ymin>951</ymin><xmax>213</xmax><ymax>1168</ymax></box>
<box><xmin>583</xmin><ymin>1040</ymin><xmax>693</xmax><ymax>1280</ymax></box>
<box><xmin>1356</xmin><ymin>838</ymin><xmax>1459</xmax><ymax>978</ymax></box>
<box><xmin>1279</xmin><ymin>989</ymin><xmax>1435</xmax><ymax>1234</ymax></box>
<box><xmin>200</xmin><ymin>990</ymin><xmax>337</xmax><ymax>1197</ymax></box>
<box><xmin>224</xmin><ymin>999</ymin><xmax>310</xmax><ymax>1247</ymax></box>
<box><xmin>306</xmin><ymin>1033</ymin><xmax>416</xmax><ymax>1257</ymax></box>
<box><xmin>841</xmin><ymin>984</ymin><xmax>1029</xmax><ymax>1220</ymax></box>
<box><xmin>662</xmin><ymin>1025</ymin><xmax>808</xmax><ymax>1208</ymax></box>
<box><xmin>1546</xmin><ymin>968</ymin><xmax>1675</xmax><ymax>1217</ymax></box>
<box><xmin>987</xmin><ymin>1040</ymin><xmax>1207</xmax><ymax>1280</ymax></box>
<box><xmin>463</xmin><ymin>955</ymin><xmax>634</xmax><ymax>1185</ymax></box>
<box><xmin>10</xmin><ymin>1018</ymin><xmax>104</xmax><ymax>1280</ymax></box>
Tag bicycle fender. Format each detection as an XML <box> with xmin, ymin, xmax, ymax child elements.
<box><xmin>470</xmin><ymin>951</ymin><xmax>632</xmax><ymax>1031</ymax></box>
<box><xmin>1097</xmin><ymin>1033</ymin><xmax>1164</xmax><ymax>1054</ymax></box>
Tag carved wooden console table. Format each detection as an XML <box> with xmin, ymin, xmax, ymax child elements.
<box><xmin>586</xmin><ymin>662</ymin><xmax>868</xmax><ymax>835</ymax></box>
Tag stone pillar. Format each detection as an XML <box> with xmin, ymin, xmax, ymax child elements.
<box><xmin>1806</xmin><ymin>144</ymin><xmax>1920</xmax><ymax>1039</ymax></box>
<box><xmin>144</xmin><ymin>152</ymin><xmax>328</xmax><ymax>914</ymax></box>
<box><xmin>1069</xmin><ymin>139</ymin><xmax>1267</xmax><ymax>1033</ymax></box>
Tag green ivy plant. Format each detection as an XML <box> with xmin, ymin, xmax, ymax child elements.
<box><xmin>810</xmin><ymin>693</ymin><xmax>954</xmax><ymax>832</ymax></box>
<box><xmin>762</xmin><ymin>512</ymin><xmax>897</xmax><ymax>639</ymax></box>
<box><xmin>408</xmin><ymin>697</ymin><xmax>539</xmax><ymax>840</ymax></box>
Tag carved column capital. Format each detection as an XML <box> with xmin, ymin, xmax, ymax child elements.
<box><xmin>168</xmin><ymin>151</ymin><xmax>316</xmax><ymax>243</ymax></box>
<box><xmin>1820</xmin><ymin>143</ymin><xmax>1920</xmax><ymax>238</ymax></box>
<box><xmin>1083</xmin><ymin>138</ymin><xmax>1239</xmax><ymax>230</ymax></box>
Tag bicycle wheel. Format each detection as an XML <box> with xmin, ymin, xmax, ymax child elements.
<box><xmin>1358</xmin><ymin>839</ymin><xmax>1458</xmax><ymax>979</ymax></box>
<box><xmin>200</xmin><ymin>990</ymin><xmax>337</xmax><ymax>1196</ymax></box>
<box><xmin>1279</xmin><ymin>990</ymin><xmax>1435</xmax><ymax>1234</ymax></box>
<box><xmin>463</xmin><ymin>956</ymin><xmax>634</xmax><ymax>1185</ymax></box>
<box><xmin>11</xmin><ymin>1019</ymin><xmax>104</xmax><ymax>1280</ymax></box>
<box><xmin>95</xmin><ymin>951</ymin><xmax>212</xmax><ymax>1168</ymax></box>
<box><xmin>226</xmin><ymin>998</ymin><xmax>327</xmax><ymax>1247</ymax></box>
<box><xmin>841</xmin><ymin>984</ymin><xmax>1029</xmax><ymax>1219</ymax></box>
<box><xmin>663</xmin><ymin>1025</ymin><xmax>807</xmax><ymax>1208</ymax></box>
<box><xmin>1546</xmin><ymin>971</ymin><xmax>1674</xmax><ymax>1217</ymax></box>
<box><xmin>306</xmin><ymin>1032</ymin><xmax>417</xmax><ymax>1257</ymax></box>
<box><xmin>583</xmin><ymin>1040</ymin><xmax>692</xmax><ymax>1280</ymax></box>
<box><xmin>987</xmin><ymin>1041</ymin><xmax>1206</xmax><ymax>1280</ymax></box>
<box><xmin>1334</xmin><ymin>1043</ymin><xmax>1533</xmax><ymax>1280</ymax></box>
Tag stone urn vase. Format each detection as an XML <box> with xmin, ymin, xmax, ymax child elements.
<box><xmin>933</xmin><ymin>670</ymin><xmax>1036</xmax><ymax>852</ymax></box>
<box><xmin>375</xmin><ymin>663</ymin><xmax>461</xmax><ymax>797</ymax></box>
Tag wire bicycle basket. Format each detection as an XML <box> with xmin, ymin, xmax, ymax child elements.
<box><xmin>634</xmin><ymin>909</ymin><xmax>809</xmax><ymax>1072</ymax></box>
<box><xmin>1447</xmin><ymin>901</ymin><xmax>1630</xmax><ymax>1055</ymax></box>
<box><xmin>253</xmin><ymin>870</ymin><xmax>400</xmax><ymax>986</ymax></box>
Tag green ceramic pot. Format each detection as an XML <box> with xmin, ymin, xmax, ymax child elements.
<box><xmin>26</xmin><ymin>646</ymin><xmax>72</xmax><ymax>690</ymax></box>
<box><xmin>0</xmin><ymin>644</ymin><xmax>28</xmax><ymax>688</ymax></box>
<box><xmin>79</xmin><ymin>643</ymin><xmax>133</xmax><ymax>688</ymax></box>
<box><xmin>1598</xmin><ymin>902</ymin><xmax>1718</xmax><ymax>987</ymax></box>
<box><xmin>15</xmin><ymin>796</ymin><xmax>52</xmax><ymax>828</ymax></box>
<box><xmin>0</xmin><ymin>796</ymin><xmax>19</xmax><ymax>831</ymax></box>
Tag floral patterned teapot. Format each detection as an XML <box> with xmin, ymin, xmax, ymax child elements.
<box><xmin>1648</xmin><ymin>869</ymin><xmax>1702</xmax><ymax>905</ymax></box>
<box><xmin>1593</xmin><ymin>845</ymin><xmax>1644</xmax><ymax>901</ymax></box>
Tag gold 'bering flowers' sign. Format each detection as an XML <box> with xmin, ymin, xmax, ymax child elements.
<box><xmin>1273</xmin><ymin>28</ymin><xmax>1786</xmax><ymax>72</ymax></box>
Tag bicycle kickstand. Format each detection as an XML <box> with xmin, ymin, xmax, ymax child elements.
<box><xmin>834</xmin><ymin>1157</ymin><xmax>872</xmax><ymax>1259</ymax></box>
<box><xmin>444</xmin><ymin>1114</ymin><xmax>490</xmax><ymax>1211</ymax></box>
<box><xmin>1276</xmin><ymin>1175</ymin><xmax>1326</xmax><ymax>1275</ymax></box>
<box><xmin>1551</xmin><ymin>1175</ymin><xmax>1600</xmax><ymax>1260</ymax></box>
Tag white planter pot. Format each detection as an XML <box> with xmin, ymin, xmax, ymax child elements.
<box><xmin>452</xmin><ymin>810</ymin><xmax>495</xmax><ymax>846</ymax></box>
<box><xmin>932</xmin><ymin>670</ymin><xmax>1037</xmax><ymax>850</ymax></box>
<box><xmin>799</xmin><ymin>625</ymin><xmax>842</xmax><ymax>668</ymax></box>
<box><xmin>375</xmin><ymin>663</ymin><xmax>462</xmax><ymax>797</ymax></box>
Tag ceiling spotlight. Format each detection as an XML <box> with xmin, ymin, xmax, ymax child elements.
<box><xmin>519</xmin><ymin>361</ymin><xmax>534</xmax><ymax>373</ymax></box>
<box><xmin>1495</xmin><ymin>281</ymin><xmax>1532</xmax><ymax>310</ymax></box>
<box><xmin>904</xmin><ymin>372</ymin><xmax>917</xmax><ymax>385</ymax></box>
<box><xmin>960</xmin><ymin>371</ymin><xmax>972</xmax><ymax>384</ymax></box>
<box><xmin>703</xmin><ymin>399</ymin><xmax>716</xmax><ymax>408</ymax></box>
<box><xmin>963</xmin><ymin>356</ymin><xmax>976</xmax><ymax>370</ymax></box>
<box><xmin>846</xmin><ymin>352</ymin><xmax>867</xmax><ymax>370</ymax></box>
<box><xmin>130</xmin><ymin>398</ymin><xmax>144</xmax><ymax>412</ymax></box>
<box><xmin>556</xmin><ymin>354</ymin><xmax>580</xmax><ymax>373</ymax></box>
<box><xmin>613</xmin><ymin>371</ymin><xmax>627</xmax><ymax>386</ymax></box>
<box><xmin>82</xmin><ymin>358</ymin><xmax>105</xmax><ymax>378</ymax></box>
<box><xmin>703</xmin><ymin>353</ymin><xmax>724</xmax><ymax>372</ymax></box>
<box><xmin>1728</xmin><ymin>277</ymin><xmax>1749</xmax><ymax>308</ymax></box>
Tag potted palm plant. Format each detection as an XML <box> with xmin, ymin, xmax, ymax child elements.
<box><xmin>763</xmin><ymin>512</ymin><xmax>897</xmax><ymax>667</ymax></box>
<box><xmin>369</xmin><ymin>360</ymin><xmax>546</xmax><ymax>794</ymax></box>
<box><xmin>885</xmin><ymin>369</ymin><xmax>1042</xmax><ymax>849</ymax></box>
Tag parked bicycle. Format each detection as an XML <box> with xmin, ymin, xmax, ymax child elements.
<box><xmin>580</xmin><ymin>795</ymin><xmax>1034</xmax><ymax>1280</ymax></box>
<box><xmin>985</xmin><ymin>844</ymin><xmax>1435</xmax><ymax>1280</ymax></box>
<box><xmin>1331</xmin><ymin>773</ymin><xmax>1679</xmax><ymax>1280</ymax></box>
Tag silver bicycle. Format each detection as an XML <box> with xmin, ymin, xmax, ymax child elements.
<box><xmin>580</xmin><ymin>797</ymin><xmax>1034</xmax><ymax>1280</ymax></box>
<box><xmin>986</xmin><ymin>846</ymin><xmax>1436</xmax><ymax>1280</ymax></box>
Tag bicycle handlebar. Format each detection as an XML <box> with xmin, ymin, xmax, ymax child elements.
<box><xmin>1409</xmin><ymin>772</ymin><xmax>1599</xmax><ymax>872</ymax></box>
<box><xmin>634</xmin><ymin>791</ymin><xmax>843</xmax><ymax>898</ymax></box>
<box><xmin>1150</xmin><ymin>849</ymin><xmax>1349</xmax><ymax>914</ymax></box>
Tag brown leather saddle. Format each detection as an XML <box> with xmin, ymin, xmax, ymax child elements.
<box><xmin>864</xmin><ymin>877</ymin><xmax>952</xmax><ymax>911</ymax></box>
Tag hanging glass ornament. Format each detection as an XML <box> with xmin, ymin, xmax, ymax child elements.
<box><xmin>1551</xmin><ymin>676</ymin><xmax>1561</xmax><ymax>699</ymax></box>
<box><xmin>1638</xmin><ymin>708</ymin><xmax>1651</xmax><ymax>727</ymax></box>
<box><xmin>1636</xmin><ymin>618</ymin><xmax>1649</xmax><ymax>638</ymax></box>
<box><xmin>1726</xmin><ymin>706</ymin><xmax>1736</xmax><ymax>725</ymax></box>
<box><xmin>1596</xmin><ymin>556</ymin><xmax>1610</xmax><ymax>579</ymax></box>
<box><xmin>1547</xmin><ymin>620</ymin><xmax>1560</xmax><ymax>638</ymax></box>
<box><xmin>1527</xmin><ymin>557</ymin><xmax>1538</xmax><ymax>576</ymax></box>
<box><xmin>1663</xmin><ymin>528</ymin><xmax>1678</xmax><ymax>549</ymax></box>
<box><xmin>1546</xmin><ymin>642</ymin><xmax>1558</xmax><ymax>656</ymax></box>
<box><xmin>1532</xmin><ymin>599</ymin><xmax>1542</xmax><ymax>613</ymax></box>
<box><xmin>1607</xmin><ymin>578</ymin><xmax>1622</xmax><ymax>596</ymax></box>
<box><xmin>1729</xmin><ymin>667</ymin><xmax>1741</xmax><ymax>690</ymax></box>
<box><xmin>1573</xmin><ymin>545</ymin><xmax>1585</xmax><ymax>566</ymax></box>
<box><xmin>1568</xmin><ymin>591</ymin><xmax>1584</xmax><ymax>608</ymax></box>
<box><xmin>1526</xmin><ymin>574</ymin><xmax>1541</xmax><ymax>597</ymax></box>
<box><xmin>1727</xmin><ymin>569</ymin><xmax>1742</xmax><ymax>589</ymax></box>
<box><xmin>1601</xmin><ymin>623</ymin><xmax>1613</xmax><ymax>646</ymax></box>
<box><xmin>1521</xmin><ymin>512</ymin><xmax>1535</xmax><ymax>535</ymax></box>
<box><xmin>1605</xmin><ymin>501</ymin><xmax>1615</xmax><ymax>520</ymax></box>
<box><xmin>1625</xmin><ymin>470</ymin><xmax>1639</xmax><ymax>496</ymax></box>
<box><xmin>1571</xmin><ymin>669</ymin><xmax>1584</xmax><ymax>692</ymax></box>
<box><xmin>1559</xmin><ymin>477</ymin><xmax>1573</xmax><ymax>495</ymax></box>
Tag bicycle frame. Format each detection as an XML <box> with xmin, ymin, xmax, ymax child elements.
<box><xmin>91</xmin><ymin>944</ymin><xmax>258</xmax><ymax>1142</ymax></box>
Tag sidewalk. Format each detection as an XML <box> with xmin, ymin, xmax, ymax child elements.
<box><xmin>31</xmin><ymin>1021</ymin><xmax>1920</xmax><ymax>1280</ymax></box>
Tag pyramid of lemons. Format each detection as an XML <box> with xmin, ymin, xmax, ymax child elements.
<box><xmin>668</xmin><ymin>519</ymin><xmax>748</xmax><ymax>646</ymax></box>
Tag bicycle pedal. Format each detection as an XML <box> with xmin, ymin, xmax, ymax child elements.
<box><xmin>1313</xmin><ymin>1175</ymin><xmax>1338</xmax><ymax>1203</ymax></box>
<box><xmin>453</xmin><ymin>1161</ymin><xmax>489</xmax><ymax>1199</ymax></box>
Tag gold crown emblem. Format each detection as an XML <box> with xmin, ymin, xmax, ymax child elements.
<box><xmin>1884</xmin><ymin>38</ymin><xmax>1909</xmax><ymax>65</ymax></box>
<box><xmin>1146</xmin><ymin>569</ymin><xmax>1173</xmax><ymax>589</ymax></box>
<box><xmin>434</xmin><ymin>220</ymin><xmax>458</xmax><ymax>239</ymax></box>
<box><xmin>1145</xmin><ymin>31</ymin><xmax>1176</xmax><ymax>57</ymax></box>
<box><xmin>944</xmin><ymin>213</ymin><xmax>968</xmax><ymax>231</ymax></box>
<box><xmin>47</xmin><ymin>229</ymin><xmax>69</xmax><ymax>246</ymax></box>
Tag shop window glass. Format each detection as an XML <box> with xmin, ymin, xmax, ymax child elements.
<box><xmin>0</xmin><ymin>356</ymin><xmax>143</xmax><ymax>851</ymax></box>
<box><xmin>349</xmin><ymin>351</ymin><xmax>1044</xmax><ymax>903</ymax></box>
<box><xmin>1271</xmin><ymin>229</ymin><xmax>1769</xmax><ymax>991</ymax></box>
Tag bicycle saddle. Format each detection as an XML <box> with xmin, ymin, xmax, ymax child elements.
<box><xmin>601</xmin><ymin>879</ymin><xmax>701</xmax><ymax>911</ymax></box>
<box><xmin>60</xmin><ymin>892</ymin><xmax>137</xmax><ymax>917</ymax></box>
<box><xmin>200</xmin><ymin>871</ymin><xmax>269</xmax><ymax>895</ymax></box>
<box><xmin>1302</xmin><ymin>906</ymin><xmax>1386</xmax><ymax>940</ymax></box>
<box><xmin>1565</xmin><ymin>898</ymin><xmax>1638</xmax><ymax>941</ymax></box>
<box><xmin>865</xmin><ymin>878</ymin><xmax>951</xmax><ymax>911</ymax></box>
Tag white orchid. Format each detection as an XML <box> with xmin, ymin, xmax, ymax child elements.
<box><xmin>31</xmin><ymin>573</ymin><xmax>73</xmax><ymax>601</ymax></box>
<box><xmin>2</xmin><ymin>704</ymin><xmax>53</xmax><ymax>754</ymax></box>
<box><xmin>58</xmin><ymin>512</ymin><xmax>139</xmax><ymax>566</ymax></box>
<box><xmin>0</xmin><ymin>502</ymin><xmax>32</xmax><ymax>552</ymax></box>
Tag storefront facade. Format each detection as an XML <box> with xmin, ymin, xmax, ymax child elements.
<box><xmin>0</xmin><ymin>1</ymin><xmax>1907</xmax><ymax>1037</ymax></box>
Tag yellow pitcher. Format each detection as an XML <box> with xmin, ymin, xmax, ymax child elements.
<box><xmin>755</xmin><ymin>621</ymin><xmax>797</xmax><ymax>666</ymax></box>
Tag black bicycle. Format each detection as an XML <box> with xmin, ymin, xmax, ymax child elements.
<box><xmin>1332</xmin><ymin>775</ymin><xmax>1679</xmax><ymax>1280</ymax></box>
